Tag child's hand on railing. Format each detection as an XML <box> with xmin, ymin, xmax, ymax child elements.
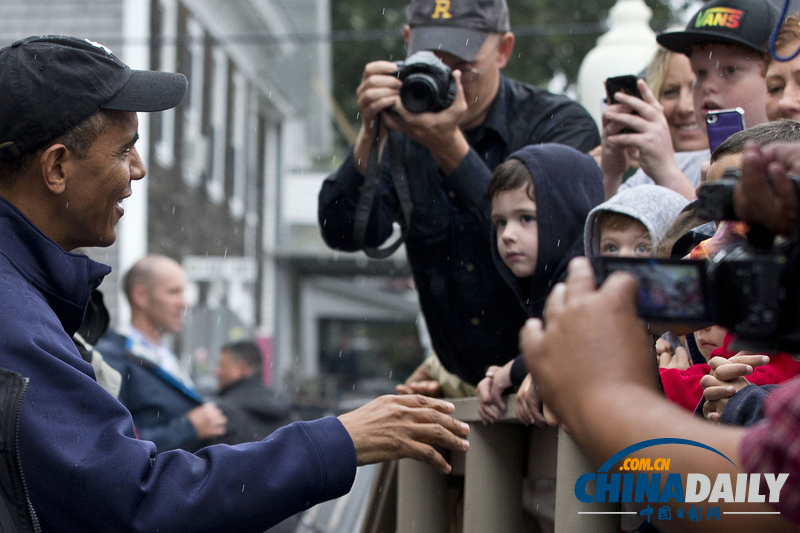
<box><xmin>477</xmin><ymin>363</ymin><xmax>512</xmax><ymax>424</ymax></box>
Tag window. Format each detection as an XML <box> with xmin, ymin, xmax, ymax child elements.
<box><xmin>181</xmin><ymin>15</ymin><xmax>207</xmax><ymax>186</ymax></box>
<box><xmin>208</xmin><ymin>47</ymin><xmax>228</xmax><ymax>204</ymax></box>
<box><xmin>154</xmin><ymin>0</ymin><xmax>178</xmax><ymax>168</ymax></box>
<box><xmin>229</xmin><ymin>71</ymin><xmax>248</xmax><ymax>218</ymax></box>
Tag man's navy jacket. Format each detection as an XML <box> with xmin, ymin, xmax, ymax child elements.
<box><xmin>0</xmin><ymin>196</ymin><xmax>356</xmax><ymax>532</ymax></box>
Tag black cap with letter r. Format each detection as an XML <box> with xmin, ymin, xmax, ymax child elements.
<box><xmin>406</xmin><ymin>0</ymin><xmax>510</xmax><ymax>62</ymax></box>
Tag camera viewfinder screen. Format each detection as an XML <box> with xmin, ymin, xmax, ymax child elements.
<box><xmin>596</xmin><ymin>258</ymin><xmax>710</xmax><ymax>323</ymax></box>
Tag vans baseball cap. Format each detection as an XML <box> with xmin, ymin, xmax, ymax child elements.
<box><xmin>0</xmin><ymin>35</ymin><xmax>188</xmax><ymax>160</ymax></box>
<box><xmin>656</xmin><ymin>0</ymin><xmax>778</xmax><ymax>56</ymax></box>
<box><xmin>406</xmin><ymin>0</ymin><xmax>510</xmax><ymax>62</ymax></box>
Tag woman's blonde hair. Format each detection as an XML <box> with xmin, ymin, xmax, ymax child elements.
<box><xmin>645</xmin><ymin>47</ymin><xmax>672</xmax><ymax>101</ymax></box>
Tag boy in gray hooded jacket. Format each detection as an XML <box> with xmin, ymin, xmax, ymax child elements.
<box><xmin>584</xmin><ymin>184</ymin><xmax>689</xmax><ymax>263</ymax></box>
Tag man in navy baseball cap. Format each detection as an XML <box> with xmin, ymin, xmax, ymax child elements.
<box><xmin>0</xmin><ymin>35</ymin><xmax>187</xmax><ymax>160</ymax></box>
<box><xmin>0</xmin><ymin>34</ymin><xmax>472</xmax><ymax>533</ymax></box>
<box><xmin>0</xmin><ymin>34</ymin><xmax>188</xmax><ymax>250</ymax></box>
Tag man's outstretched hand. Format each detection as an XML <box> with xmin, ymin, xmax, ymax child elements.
<box><xmin>338</xmin><ymin>394</ymin><xmax>470</xmax><ymax>474</ymax></box>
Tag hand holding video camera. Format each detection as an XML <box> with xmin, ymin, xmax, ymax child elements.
<box><xmin>352</xmin><ymin>56</ymin><xmax>467</xmax><ymax>177</ymax></box>
<box><xmin>735</xmin><ymin>141</ymin><xmax>800</xmax><ymax>236</ymax></box>
<box><xmin>596</xmin><ymin>142</ymin><xmax>800</xmax><ymax>354</ymax></box>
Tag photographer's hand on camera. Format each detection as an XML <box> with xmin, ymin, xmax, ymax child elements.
<box><xmin>601</xmin><ymin>80</ymin><xmax>696</xmax><ymax>200</ymax></box>
<box><xmin>352</xmin><ymin>61</ymin><xmax>404</xmax><ymax>176</ymax></box>
<box><xmin>352</xmin><ymin>60</ymin><xmax>470</xmax><ymax>178</ymax></box>
<box><xmin>381</xmin><ymin>69</ymin><xmax>471</xmax><ymax>175</ymax></box>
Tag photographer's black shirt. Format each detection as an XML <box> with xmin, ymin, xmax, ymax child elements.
<box><xmin>318</xmin><ymin>75</ymin><xmax>600</xmax><ymax>386</ymax></box>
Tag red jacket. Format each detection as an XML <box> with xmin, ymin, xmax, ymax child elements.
<box><xmin>660</xmin><ymin>332</ymin><xmax>800</xmax><ymax>411</ymax></box>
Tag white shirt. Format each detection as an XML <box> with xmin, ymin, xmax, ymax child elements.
<box><xmin>118</xmin><ymin>324</ymin><xmax>195</xmax><ymax>388</ymax></box>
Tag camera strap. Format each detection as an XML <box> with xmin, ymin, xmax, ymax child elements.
<box><xmin>353</xmin><ymin>116</ymin><xmax>413</xmax><ymax>259</ymax></box>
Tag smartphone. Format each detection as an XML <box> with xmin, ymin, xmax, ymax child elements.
<box><xmin>605</xmin><ymin>75</ymin><xmax>643</xmax><ymax>134</ymax></box>
<box><xmin>593</xmin><ymin>256</ymin><xmax>714</xmax><ymax>326</ymax></box>
<box><xmin>706</xmin><ymin>108</ymin><xmax>745</xmax><ymax>153</ymax></box>
<box><xmin>605</xmin><ymin>75</ymin><xmax>643</xmax><ymax>104</ymax></box>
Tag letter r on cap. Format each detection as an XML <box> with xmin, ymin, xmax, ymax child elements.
<box><xmin>432</xmin><ymin>0</ymin><xmax>452</xmax><ymax>19</ymax></box>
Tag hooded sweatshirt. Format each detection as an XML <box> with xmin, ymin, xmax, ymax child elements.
<box><xmin>583</xmin><ymin>184</ymin><xmax>690</xmax><ymax>261</ymax></box>
<box><xmin>491</xmin><ymin>143</ymin><xmax>604</xmax><ymax>385</ymax></box>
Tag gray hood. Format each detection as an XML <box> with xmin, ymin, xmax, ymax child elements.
<box><xmin>584</xmin><ymin>184</ymin><xmax>689</xmax><ymax>261</ymax></box>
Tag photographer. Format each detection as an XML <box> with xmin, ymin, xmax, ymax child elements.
<box><xmin>318</xmin><ymin>0</ymin><xmax>599</xmax><ymax>391</ymax></box>
<box><xmin>520</xmin><ymin>141</ymin><xmax>800</xmax><ymax>530</ymax></box>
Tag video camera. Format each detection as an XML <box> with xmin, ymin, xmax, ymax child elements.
<box><xmin>594</xmin><ymin>169</ymin><xmax>800</xmax><ymax>353</ymax></box>
<box><xmin>395</xmin><ymin>51</ymin><xmax>457</xmax><ymax>113</ymax></box>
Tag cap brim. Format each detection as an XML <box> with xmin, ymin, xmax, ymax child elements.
<box><xmin>656</xmin><ymin>29</ymin><xmax>764</xmax><ymax>57</ymax></box>
<box><xmin>102</xmin><ymin>70</ymin><xmax>188</xmax><ymax>112</ymax></box>
<box><xmin>408</xmin><ymin>27</ymin><xmax>489</xmax><ymax>62</ymax></box>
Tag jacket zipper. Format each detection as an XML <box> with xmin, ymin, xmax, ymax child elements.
<box><xmin>14</xmin><ymin>378</ymin><xmax>41</xmax><ymax>533</ymax></box>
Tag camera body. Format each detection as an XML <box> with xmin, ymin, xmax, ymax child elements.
<box><xmin>395</xmin><ymin>51</ymin><xmax>457</xmax><ymax>113</ymax></box>
<box><xmin>708</xmin><ymin>243</ymin><xmax>790</xmax><ymax>346</ymax></box>
<box><xmin>697</xmin><ymin>170</ymin><xmax>800</xmax><ymax>352</ymax></box>
<box><xmin>595</xmin><ymin>169</ymin><xmax>800</xmax><ymax>353</ymax></box>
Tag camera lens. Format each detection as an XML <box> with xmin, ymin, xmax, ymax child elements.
<box><xmin>706</xmin><ymin>114</ymin><xmax>719</xmax><ymax>124</ymax></box>
<box><xmin>400</xmin><ymin>73</ymin><xmax>439</xmax><ymax>113</ymax></box>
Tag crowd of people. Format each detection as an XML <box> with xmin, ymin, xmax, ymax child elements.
<box><xmin>5</xmin><ymin>0</ymin><xmax>800</xmax><ymax>530</ymax></box>
<box><xmin>320</xmin><ymin>0</ymin><xmax>800</xmax><ymax>530</ymax></box>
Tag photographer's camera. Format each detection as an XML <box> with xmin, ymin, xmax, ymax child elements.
<box><xmin>395</xmin><ymin>51</ymin><xmax>457</xmax><ymax>113</ymax></box>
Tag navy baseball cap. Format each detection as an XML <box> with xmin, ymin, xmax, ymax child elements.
<box><xmin>406</xmin><ymin>0</ymin><xmax>510</xmax><ymax>62</ymax></box>
<box><xmin>0</xmin><ymin>35</ymin><xmax>188</xmax><ymax>160</ymax></box>
<box><xmin>656</xmin><ymin>0</ymin><xmax>778</xmax><ymax>56</ymax></box>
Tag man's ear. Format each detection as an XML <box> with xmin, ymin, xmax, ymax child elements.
<box><xmin>39</xmin><ymin>144</ymin><xmax>70</xmax><ymax>195</ymax></box>
<box><xmin>403</xmin><ymin>24</ymin><xmax>411</xmax><ymax>47</ymax></box>
<box><xmin>130</xmin><ymin>284</ymin><xmax>149</xmax><ymax>311</ymax></box>
<box><xmin>495</xmin><ymin>32</ymin><xmax>515</xmax><ymax>69</ymax></box>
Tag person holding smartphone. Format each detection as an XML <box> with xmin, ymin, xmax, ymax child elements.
<box><xmin>603</xmin><ymin>0</ymin><xmax>777</xmax><ymax>201</ymax></box>
<box><xmin>600</xmin><ymin>48</ymin><xmax>706</xmax><ymax>201</ymax></box>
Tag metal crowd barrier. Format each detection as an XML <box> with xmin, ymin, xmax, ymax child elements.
<box><xmin>393</xmin><ymin>394</ymin><xmax>621</xmax><ymax>533</ymax></box>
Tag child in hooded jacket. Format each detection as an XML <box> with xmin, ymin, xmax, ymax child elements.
<box><xmin>583</xmin><ymin>184</ymin><xmax>689</xmax><ymax>263</ymax></box>
<box><xmin>477</xmin><ymin>143</ymin><xmax>604</xmax><ymax>425</ymax></box>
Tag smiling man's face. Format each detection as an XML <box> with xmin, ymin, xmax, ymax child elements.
<box><xmin>59</xmin><ymin>110</ymin><xmax>145</xmax><ymax>250</ymax></box>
